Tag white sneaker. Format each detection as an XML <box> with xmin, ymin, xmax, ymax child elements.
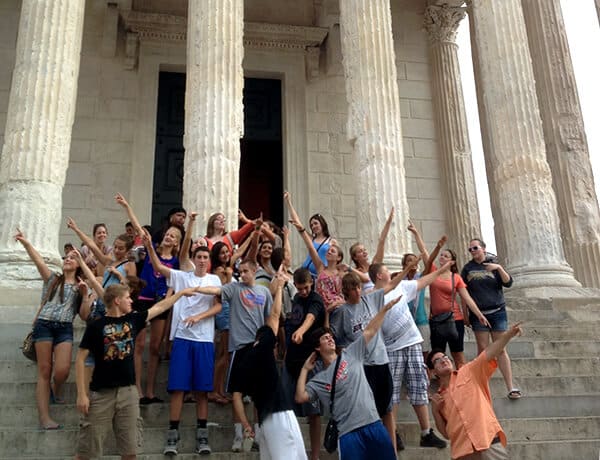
<box><xmin>232</xmin><ymin>435</ymin><xmax>243</xmax><ymax>452</ymax></box>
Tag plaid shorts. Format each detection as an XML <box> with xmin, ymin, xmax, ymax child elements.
<box><xmin>388</xmin><ymin>343</ymin><xmax>429</xmax><ymax>405</ymax></box>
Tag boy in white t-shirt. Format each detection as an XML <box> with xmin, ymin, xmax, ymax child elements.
<box><xmin>369</xmin><ymin>261</ymin><xmax>451</xmax><ymax>450</ymax></box>
<box><xmin>144</xmin><ymin>236</ymin><xmax>222</xmax><ymax>456</ymax></box>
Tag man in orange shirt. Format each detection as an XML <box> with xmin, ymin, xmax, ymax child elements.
<box><xmin>426</xmin><ymin>323</ymin><xmax>523</xmax><ymax>459</ymax></box>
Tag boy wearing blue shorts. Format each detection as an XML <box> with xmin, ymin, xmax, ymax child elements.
<box><xmin>144</xmin><ymin>240</ymin><xmax>222</xmax><ymax>456</ymax></box>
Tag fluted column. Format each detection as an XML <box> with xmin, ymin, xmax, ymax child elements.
<box><xmin>596</xmin><ymin>0</ymin><xmax>600</xmax><ymax>26</ymax></box>
<box><xmin>424</xmin><ymin>4</ymin><xmax>481</xmax><ymax>266</ymax></box>
<box><xmin>521</xmin><ymin>0</ymin><xmax>600</xmax><ymax>289</ymax></box>
<box><xmin>0</xmin><ymin>0</ymin><xmax>85</xmax><ymax>286</ymax></box>
<box><xmin>183</xmin><ymin>0</ymin><xmax>244</xmax><ymax>224</ymax></box>
<box><xmin>468</xmin><ymin>0</ymin><xmax>579</xmax><ymax>289</ymax></box>
<box><xmin>339</xmin><ymin>0</ymin><xmax>410</xmax><ymax>266</ymax></box>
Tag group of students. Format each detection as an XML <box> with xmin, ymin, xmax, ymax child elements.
<box><xmin>18</xmin><ymin>190</ymin><xmax>521</xmax><ymax>460</ymax></box>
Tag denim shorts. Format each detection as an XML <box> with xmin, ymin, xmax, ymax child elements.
<box><xmin>215</xmin><ymin>300</ymin><xmax>230</xmax><ymax>331</ymax></box>
<box><xmin>470</xmin><ymin>307</ymin><xmax>508</xmax><ymax>332</ymax></box>
<box><xmin>32</xmin><ymin>319</ymin><xmax>73</xmax><ymax>345</ymax></box>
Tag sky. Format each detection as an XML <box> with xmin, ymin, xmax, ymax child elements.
<box><xmin>456</xmin><ymin>1</ymin><xmax>600</xmax><ymax>254</ymax></box>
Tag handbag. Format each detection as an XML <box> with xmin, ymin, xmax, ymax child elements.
<box><xmin>429</xmin><ymin>274</ymin><xmax>459</xmax><ymax>342</ymax></box>
<box><xmin>22</xmin><ymin>331</ymin><xmax>36</xmax><ymax>361</ymax></box>
<box><xmin>323</xmin><ymin>354</ymin><xmax>342</xmax><ymax>453</ymax></box>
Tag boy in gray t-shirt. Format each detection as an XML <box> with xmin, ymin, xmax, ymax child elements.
<box><xmin>296</xmin><ymin>293</ymin><xmax>401</xmax><ymax>460</ymax></box>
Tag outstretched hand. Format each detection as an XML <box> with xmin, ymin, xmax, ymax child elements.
<box><xmin>302</xmin><ymin>351</ymin><xmax>318</xmax><ymax>372</ymax></box>
<box><xmin>114</xmin><ymin>193</ymin><xmax>129</xmax><ymax>208</ymax></box>
<box><xmin>14</xmin><ymin>228</ymin><xmax>27</xmax><ymax>245</ymax></box>
<box><xmin>66</xmin><ymin>217</ymin><xmax>78</xmax><ymax>231</ymax></box>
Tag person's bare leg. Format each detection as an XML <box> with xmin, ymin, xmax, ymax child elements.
<box><xmin>382</xmin><ymin>411</ymin><xmax>396</xmax><ymax>450</ymax></box>
<box><xmin>413</xmin><ymin>404</ymin><xmax>431</xmax><ymax>431</ymax></box>
<box><xmin>308</xmin><ymin>414</ymin><xmax>321</xmax><ymax>460</ymax></box>
<box><xmin>474</xmin><ymin>330</ymin><xmax>490</xmax><ymax>355</ymax></box>
<box><xmin>451</xmin><ymin>351</ymin><xmax>466</xmax><ymax>369</ymax></box>
<box><xmin>491</xmin><ymin>330</ymin><xmax>515</xmax><ymax>392</ymax></box>
<box><xmin>51</xmin><ymin>342</ymin><xmax>73</xmax><ymax>401</ymax></box>
<box><xmin>169</xmin><ymin>391</ymin><xmax>185</xmax><ymax>421</ymax></box>
<box><xmin>35</xmin><ymin>341</ymin><xmax>58</xmax><ymax>427</ymax></box>
<box><xmin>195</xmin><ymin>391</ymin><xmax>208</xmax><ymax>420</ymax></box>
<box><xmin>145</xmin><ymin>319</ymin><xmax>166</xmax><ymax>399</ymax></box>
<box><xmin>134</xmin><ymin>329</ymin><xmax>146</xmax><ymax>398</ymax></box>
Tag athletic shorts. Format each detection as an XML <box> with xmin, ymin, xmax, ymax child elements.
<box><xmin>76</xmin><ymin>385</ymin><xmax>142</xmax><ymax>458</ymax></box>
<box><xmin>226</xmin><ymin>342</ymin><xmax>254</xmax><ymax>395</ymax></box>
<box><xmin>339</xmin><ymin>420</ymin><xmax>396</xmax><ymax>460</ymax></box>
<box><xmin>32</xmin><ymin>319</ymin><xmax>73</xmax><ymax>345</ymax></box>
<box><xmin>167</xmin><ymin>338</ymin><xmax>215</xmax><ymax>392</ymax></box>
<box><xmin>363</xmin><ymin>363</ymin><xmax>393</xmax><ymax>417</ymax></box>
<box><xmin>388</xmin><ymin>343</ymin><xmax>429</xmax><ymax>406</ymax></box>
<box><xmin>470</xmin><ymin>308</ymin><xmax>508</xmax><ymax>332</ymax></box>
<box><xmin>258</xmin><ymin>410</ymin><xmax>308</xmax><ymax>460</ymax></box>
<box><xmin>430</xmin><ymin>319</ymin><xmax>465</xmax><ymax>353</ymax></box>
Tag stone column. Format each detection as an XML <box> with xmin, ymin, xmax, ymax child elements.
<box><xmin>0</xmin><ymin>0</ymin><xmax>85</xmax><ymax>289</ymax></box>
<box><xmin>339</xmin><ymin>0</ymin><xmax>410</xmax><ymax>266</ymax></box>
<box><xmin>521</xmin><ymin>0</ymin><xmax>600</xmax><ymax>289</ymax></box>
<box><xmin>424</xmin><ymin>4</ymin><xmax>481</xmax><ymax>266</ymax></box>
<box><xmin>183</xmin><ymin>0</ymin><xmax>244</xmax><ymax>225</ymax></box>
<box><xmin>468</xmin><ymin>0</ymin><xmax>580</xmax><ymax>289</ymax></box>
<box><xmin>596</xmin><ymin>0</ymin><xmax>600</xmax><ymax>26</ymax></box>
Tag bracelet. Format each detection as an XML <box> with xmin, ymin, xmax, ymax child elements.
<box><xmin>299</xmin><ymin>227</ymin><xmax>306</xmax><ymax>233</ymax></box>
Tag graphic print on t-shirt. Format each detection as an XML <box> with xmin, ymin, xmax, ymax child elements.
<box><xmin>325</xmin><ymin>359</ymin><xmax>349</xmax><ymax>392</ymax></box>
<box><xmin>466</xmin><ymin>270</ymin><xmax>496</xmax><ymax>282</ymax></box>
<box><xmin>240</xmin><ymin>289</ymin><xmax>267</xmax><ymax>310</ymax></box>
<box><xmin>102</xmin><ymin>322</ymin><xmax>134</xmax><ymax>361</ymax></box>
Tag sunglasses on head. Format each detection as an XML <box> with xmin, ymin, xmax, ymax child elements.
<box><xmin>468</xmin><ymin>245</ymin><xmax>481</xmax><ymax>252</ymax></box>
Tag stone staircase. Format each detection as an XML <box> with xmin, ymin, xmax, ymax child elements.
<box><xmin>1</xmin><ymin>297</ymin><xmax>599</xmax><ymax>459</ymax></box>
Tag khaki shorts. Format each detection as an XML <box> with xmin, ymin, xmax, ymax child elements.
<box><xmin>76</xmin><ymin>385</ymin><xmax>143</xmax><ymax>458</ymax></box>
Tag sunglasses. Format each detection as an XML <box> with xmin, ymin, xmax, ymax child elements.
<box><xmin>432</xmin><ymin>355</ymin><xmax>451</xmax><ymax>365</ymax></box>
<box><xmin>468</xmin><ymin>245</ymin><xmax>481</xmax><ymax>252</ymax></box>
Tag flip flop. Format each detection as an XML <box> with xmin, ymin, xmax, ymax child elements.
<box><xmin>40</xmin><ymin>423</ymin><xmax>63</xmax><ymax>430</ymax></box>
<box><xmin>149</xmin><ymin>396</ymin><xmax>164</xmax><ymax>404</ymax></box>
<box><xmin>508</xmin><ymin>389</ymin><xmax>522</xmax><ymax>400</ymax></box>
<box><xmin>49</xmin><ymin>389</ymin><xmax>66</xmax><ymax>405</ymax></box>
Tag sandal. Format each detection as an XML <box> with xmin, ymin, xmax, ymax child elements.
<box><xmin>508</xmin><ymin>389</ymin><xmax>522</xmax><ymax>400</ymax></box>
<box><xmin>40</xmin><ymin>423</ymin><xmax>63</xmax><ymax>430</ymax></box>
<box><xmin>49</xmin><ymin>388</ymin><xmax>66</xmax><ymax>405</ymax></box>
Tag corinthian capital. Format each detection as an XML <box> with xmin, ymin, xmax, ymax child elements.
<box><xmin>424</xmin><ymin>4</ymin><xmax>466</xmax><ymax>44</ymax></box>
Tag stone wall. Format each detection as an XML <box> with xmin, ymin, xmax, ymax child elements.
<box><xmin>0</xmin><ymin>0</ymin><xmax>446</xmax><ymax>258</ymax></box>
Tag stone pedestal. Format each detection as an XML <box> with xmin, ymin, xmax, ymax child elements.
<box><xmin>468</xmin><ymin>0</ymin><xmax>579</xmax><ymax>289</ymax></box>
<box><xmin>521</xmin><ymin>0</ymin><xmax>600</xmax><ymax>289</ymax></box>
<box><xmin>0</xmin><ymin>0</ymin><xmax>85</xmax><ymax>290</ymax></box>
<box><xmin>183</xmin><ymin>0</ymin><xmax>244</xmax><ymax>224</ymax></box>
<box><xmin>339</xmin><ymin>0</ymin><xmax>410</xmax><ymax>266</ymax></box>
<box><xmin>424</xmin><ymin>4</ymin><xmax>481</xmax><ymax>266</ymax></box>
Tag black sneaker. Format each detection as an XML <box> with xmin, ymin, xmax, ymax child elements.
<box><xmin>420</xmin><ymin>428</ymin><xmax>447</xmax><ymax>448</ymax></box>
<box><xmin>396</xmin><ymin>430</ymin><xmax>405</xmax><ymax>451</ymax></box>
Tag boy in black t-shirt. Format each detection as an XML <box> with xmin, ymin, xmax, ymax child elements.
<box><xmin>74</xmin><ymin>284</ymin><xmax>194</xmax><ymax>460</ymax></box>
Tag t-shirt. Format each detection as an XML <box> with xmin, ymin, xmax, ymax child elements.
<box><xmin>329</xmin><ymin>289</ymin><xmax>389</xmax><ymax>365</ymax></box>
<box><xmin>244</xmin><ymin>327</ymin><xmax>295</xmax><ymax>424</ymax></box>
<box><xmin>139</xmin><ymin>251</ymin><xmax>179</xmax><ymax>300</ymax></box>
<box><xmin>306</xmin><ymin>335</ymin><xmax>380</xmax><ymax>436</ymax></box>
<box><xmin>430</xmin><ymin>273</ymin><xmax>467</xmax><ymax>319</ymax></box>
<box><xmin>381</xmin><ymin>280</ymin><xmax>422</xmax><ymax>352</ymax></box>
<box><xmin>221</xmin><ymin>282</ymin><xmax>273</xmax><ymax>352</ymax></box>
<box><xmin>38</xmin><ymin>273</ymin><xmax>82</xmax><ymax>323</ymax></box>
<box><xmin>284</xmin><ymin>290</ymin><xmax>326</xmax><ymax>379</ymax></box>
<box><xmin>167</xmin><ymin>270</ymin><xmax>222</xmax><ymax>342</ymax></box>
<box><xmin>80</xmin><ymin>310</ymin><xmax>148</xmax><ymax>391</ymax></box>
<box><xmin>461</xmin><ymin>260</ymin><xmax>512</xmax><ymax>311</ymax></box>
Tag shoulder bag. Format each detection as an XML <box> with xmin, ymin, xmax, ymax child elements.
<box><xmin>323</xmin><ymin>353</ymin><xmax>343</xmax><ymax>453</ymax></box>
<box><xmin>429</xmin><ymin>274</ymin><xmax>459</xmax><ymax>342</ymax></box>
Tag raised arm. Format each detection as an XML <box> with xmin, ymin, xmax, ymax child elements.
<box><xmin>281</xmin><ymin>225</ymin><xmax>293</xmax><ymax>268</ymax></box>
<box><xmin>289</xmin><ymin>214</ymin><xmax>324</xmax><ymax>273</ymax></box>
<box><xmin>66</xmin><ymin>218</ymin><xmax>113</xmax><ymax>267</ymax></box>
<box><xmin>363</xmin><ymin>295</ymin><xmax>402</xmax><ymax>344</ymax></box>
<box><xmin>230</xmin><ymin>230</ymin><xmax>256</xmax><ymax>266</ymax></box>
<box><xmin>246</xmin><ymin>229</ymin><xmax>261</xmax><ymax>263</ymax></box>
<box><xmin>407</xmin><ymin>220</ymin><xmax>429</xmax><ymax>262</ymax></box>
<box><xmin>265</xmin><ymin>272</ymin><xmax>284</xmax><ymax>334</ymax></box>
<box><xmin>423</xmin><ymin>235</ymin><xmax>448</xmax><ymax>275</ymax></box>
<box><xmin>147</xmin><ymin>287</ymin><xmax>196</xmax><ymax>321</ymax></box>
<box><xmin>384</xmin><ymin>256</ymin><xmax>422</xmax><ymax>294</ymax></box>
<box><xmin>76</xmin><ymin>277</ymin><xmax>94</xmax><ymax>322</ymax></box>
<box><xmin>14</xmin><ymin>229</ymin><xmax>52</xmax><ymax>282</ymax></box>
<box><xmin>179</xmin><ymin>211</ymin><xmax>197</xmax><ymax>271</ymax></box>
<box><xmin>372</xmin><ymin>207</ymin><xmax>394</xmax><ymax>264</ymax></box>
<box><xmin>115</xmin><ymin>193</ymin><xmax>144</xmax><ymax>237</ymax></box>
<box><xmin>485</xmin><ymin>322</ymin><xmax>522</xmax><ymax>362</ymax></box>
<box><xmin>283</xmin><ymin>191</ymin><xmax>303</xmax><ymax>229</ymax></box>
<box><xmin>72</xmin><ymin>249</ymin><xmax>104</xmax><ymax>298</ymax></box>
<box><xmin>415</xmin><ymin>260</ymin><xmax>454</xmax><ymax>291</ymax></box>
<box><xmin>142</xmin><ymin>230</ymin><xmax>172</xmax><ymax>279</ymax></box>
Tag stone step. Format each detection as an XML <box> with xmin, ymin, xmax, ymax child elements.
<box><xmin>5</xmin><ymin>355</ymin><xmax>597</xmax><ymax>385</ymax></box>
<box><xmin>533</xmin><ymin>340</ymin><xmax>600</xmax><ymax>357</ymax></box>
<box><xmin>508</xmin><ymin>438</ymin><xmax>600</xmax><ymax>460</ymax></box>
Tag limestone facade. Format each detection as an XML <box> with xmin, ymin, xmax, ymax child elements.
<box><xmin>0</xmin><ymin>0</ymin><xmax>597</xmax><ymax>300</ymax></box>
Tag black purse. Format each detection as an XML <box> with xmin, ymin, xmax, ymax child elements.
<box><xmin>429</xmin><ymin>274</ymin><xmax>459</xmax><ymax>342</ymax></box>
<box><xmin>323</xmin><ymin>354</ymin><xmax>342</xmax><ymax>453</ymax></box>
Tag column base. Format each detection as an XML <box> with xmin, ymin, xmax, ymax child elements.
<box><xmin>508</xmin><ymin>263</ymin><xmax>581</xmax><ymax>291</ymax></box>
<box><xmin>564</xmin><ymin>240</ymin><xmax>600</xmax><ymax>289</ymax></box>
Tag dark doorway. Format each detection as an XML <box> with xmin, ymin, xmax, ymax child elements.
<box><xmin>240</xmin><ymin>78</ymin><xmax>283</xmax><ymax>226</ymax></box>
<box><xmin>152</xmin><ymin>73</ymin><xmax>283</xmax><ymax>229</ymax></box>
